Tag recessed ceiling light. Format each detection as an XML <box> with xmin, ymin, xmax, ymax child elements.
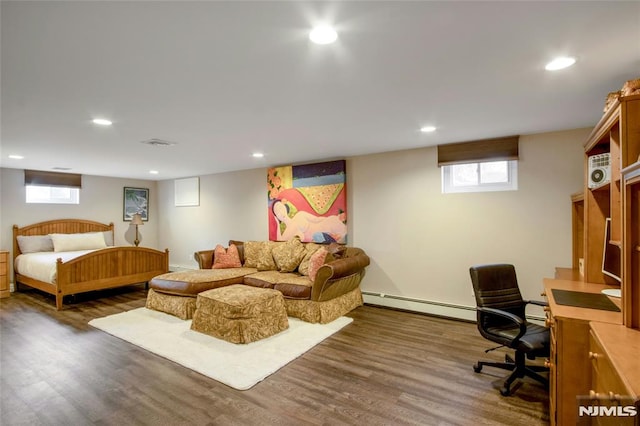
<box><xmin>545</xmin><ymin>57</ymin><xmax>576</xmax><ymax>71</ymax></box>
<box><xmin>8</xmin><ymin>154</ymin><xmax>24</xmax><ymax>159</ymax></box>
<box><xmin>149</xmin><ymin>170</ymin><xmax>159</xmax><ymax>175</ymax></box>
<box><xmin>92</xmin><ymin>118</ymin><xmax>113</xmax><ymax>126</ymax></box>
<box><xmin>252</xmin><ymin>152</ymin><xmax>264</xmax><ymax>158</ymax></box>
<box><xmin>309</xmin><ymin>26</ymin><xmax>338</xmax><ymax>45</ymax></box>
<box><xmin>420</xmin><ymin>126</ymin><xmax>437</xmax><ymax>133</ymax></box>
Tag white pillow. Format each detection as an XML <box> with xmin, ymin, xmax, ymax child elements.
<box><xmin>50</xmin><ymin>232</ymin><xmax>107</xmax><ymax>252</ymax></box>
<box><xmin>17</xmin><ymin>235</ymin><xmax>55</xmax><ymax>253</ymax></box>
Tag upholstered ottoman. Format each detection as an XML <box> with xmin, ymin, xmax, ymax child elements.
<box><xmin>191</xmin><ymin>284</ymin><xmax>289</xmax><ymax>344</ymax></box>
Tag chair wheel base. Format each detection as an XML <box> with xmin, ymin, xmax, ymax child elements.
<box><xmin>473</xmin><ymin>364</ymin><xmax>482</xmax><ymax>373</ymax></box>
<box><xmin>500</xmin><ymin>387</ymin><xmax>511</xmax><ymax>396</ymax></box>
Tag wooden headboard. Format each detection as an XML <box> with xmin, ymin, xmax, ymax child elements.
<box><xmin>13</xmin><ymin>219</ymin><xmax>115</xmax><ymax>260</ymax></box>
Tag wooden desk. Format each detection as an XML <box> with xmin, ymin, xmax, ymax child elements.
<box><xmin>543</xmin><ymin>278</ymin><xmax>622</xmax><ymax>426</ymax></box>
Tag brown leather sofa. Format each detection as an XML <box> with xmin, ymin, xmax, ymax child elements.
<box><xmin>146</xmin><ymin>240</ymin><xmax>370</xmax><ymax>323</ymax></box>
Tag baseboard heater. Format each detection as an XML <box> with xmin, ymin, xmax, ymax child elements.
<box><xmin>361</xmin><ymin>291</ymin><xmax>545</xmax><ymax>323</ymax></box>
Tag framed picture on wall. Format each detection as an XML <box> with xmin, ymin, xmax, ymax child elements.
<box><xmin>123</xmin><ymin>187</ymin><xmax>149</xmax><ymax>221</ymax></box>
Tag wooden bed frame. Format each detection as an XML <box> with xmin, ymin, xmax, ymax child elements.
<box><xmin>13</xmin><ymin>219</ymin><xmax>169</xmax><ymax>310</ymax></box>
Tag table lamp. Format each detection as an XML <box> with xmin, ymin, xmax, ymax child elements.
<box><xmin>131</xmin><ymin>213</ymin><xmax>144</xmax><ymax>247</ymax></box>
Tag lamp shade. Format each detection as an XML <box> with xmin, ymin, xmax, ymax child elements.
<box><xmin>131</xmin><ymin>213</ymin><xmax>144</xmax><ymax>226</ymax></box>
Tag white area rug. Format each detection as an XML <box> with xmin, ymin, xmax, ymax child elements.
<box><xmin>89</xmin><ymin>307</ymin><xmax>352</xmax><ymax>390</ymax></box>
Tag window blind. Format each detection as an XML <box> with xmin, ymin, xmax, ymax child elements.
<box><xmin>24</xmin><ymin>170</ymin><xmax>82</xmax><ymax>188</ymax></box>
<box><xmin>437</xmin><ymin>136</ymin><xmax>519</xmax><ymax>166</ymax></box>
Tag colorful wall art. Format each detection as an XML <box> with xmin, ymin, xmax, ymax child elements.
<box><xmin>267</xmin><ymin>160</ymin><xmax>347</xmax><ymax>243</ymax></box>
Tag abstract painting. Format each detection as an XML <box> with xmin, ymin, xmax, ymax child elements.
<box><xmin>267</xmin><ymin>160</ymin><xmax>346</xmax><ymax>243</ymax></box>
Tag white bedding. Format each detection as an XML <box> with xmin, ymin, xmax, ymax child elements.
<box><xmin>14</xmin><ymin>250</ymin><xmax>97</xmax><ymax>285</ymax></box>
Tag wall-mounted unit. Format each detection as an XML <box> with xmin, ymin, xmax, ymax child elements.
<box><xmin>588</xmin><ymin>153</ymin><xmax>611</xmax><ymax>188</ymax></box>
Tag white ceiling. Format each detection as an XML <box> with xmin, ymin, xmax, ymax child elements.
<box><xmin>1</xmin><ymin>1</ymin><xmax>639</xmax><ymax>181</ymax></box>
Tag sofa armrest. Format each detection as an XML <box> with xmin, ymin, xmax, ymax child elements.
<box><xmin>194</xmin><ymin>250</ymin><xmax>214</xmax><ymax>269</ymax></box>
<box><xmin>312</xmin><ymin>253</ymin><xmax>370</xmax><ymax>301</ymax></box>
<box><xmin>318</xmin><ymin>254</ymin><xmax>370</xmax><ymax>281</ymax></box>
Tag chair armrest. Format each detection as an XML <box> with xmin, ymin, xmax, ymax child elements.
<box><xmin>477</xmin><ymin>306</ymin><xmax>527</xmax><ymax>343</ymax></box>
<box><xmin>194</xmin><ymin>250</ymin><xmax>214</xmax><ymax>269</ymax></box>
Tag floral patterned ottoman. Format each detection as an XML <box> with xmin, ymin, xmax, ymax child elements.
<box><xmin>191</xmin><ymin>284</ymin><xmax>289</xmax><ymax>344</ymax></box>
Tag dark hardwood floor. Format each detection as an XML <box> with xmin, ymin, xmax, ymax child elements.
<box><xmin>0</xmin><ymin>287</ymin><xmax>549</xmax><ymax>425</ymax></box>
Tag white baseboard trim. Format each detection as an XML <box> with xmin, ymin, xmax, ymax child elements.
<box><xmin>362</xmin><ymin>291</ymin><xmax>477</xmax><ymax>321</ymax></box>
<box><xmin>362</xmin><ymin>291</ymin><xmax>545</xmax><ymax>324</ymax></box>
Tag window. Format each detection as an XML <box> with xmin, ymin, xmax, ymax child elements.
<box><xmin>24</xmin><ymin>169</ymin><xmax>82</xmax><ymax>204</ymax></box>
<box><xmin>26</xmin><ymin>185</ymin><xmax>80</xmax><ymax>204</ymax></box>
<box><xmin>437</xmin><ymin>135</ymin><xmax>519</xmax><ymax>194</ymax></box>
<box><xmin>442</xmin><ymin>160</ymin><xmax>518</xmax><ymax>193</ymax></box>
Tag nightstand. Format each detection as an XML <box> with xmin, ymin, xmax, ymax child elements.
<box><xmin>0</xmin><ymin>250</ymin><xmax>9</xmax><ymax>298</ymax></box>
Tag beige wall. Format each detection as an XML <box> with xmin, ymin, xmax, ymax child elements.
<box><xmin>156</xmin><ymin>128</ymin><xmax>588</xmax><ymax>319</ymax></box>
<box><xmin>350</xmin><ymin>128</ymin><xmax>587</xmax><ymax>318</ymax></box>
<box><xmin>0</xmin><ymin>128</ymin><xmax>587</xmax><ymax>318</ymax></box>
<box><xmin>157</xmin><ymin>168</ymin><xmax>267</xmax><ymax>269</ymax></box>
<box><xmin>0</xmin><ymin>168</ymin><xmax>160</xmax><ymax>253</ymax></box>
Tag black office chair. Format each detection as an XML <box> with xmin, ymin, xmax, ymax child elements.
<box><xmin>469</xmin><ymin>264</ymin><xmax>550</xmax><ymax>396</ymax></box>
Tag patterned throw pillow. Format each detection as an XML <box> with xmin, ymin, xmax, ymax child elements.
<box><xmin>256</xmin><ymin>242</ymin><xmax>277</xmax><ymax>271</ymax></box>
<box><xmin>243</xmin><ymin>241</ymin><xmax>263</xmax><ymax>268</ymax></box>
<box><xmin>327</xmin><ymin>242</ymin><xmax>347</xmax><ymax>259</ymax></box>
<box><xmin>298</xmin><ymin>243</ymin><xmax>321</xmax><ymax>275</ymax></box>
<box><xmin>212</xmin><ymin>244</ymin><xmax>242</xmax><ymax>269</ymax></box>
<box><xmin>308</xmin><ymin>247</ymin><xmax>330</xmax><ymax>281</ymax></box>
<box><xmin>272</xmin><ymin>237</ymin><xmax>306</xmax><ymax>272</ymax></box>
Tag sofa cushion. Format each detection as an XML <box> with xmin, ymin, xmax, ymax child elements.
<box><xmin>243</xmin><ymin>270</ymin><xmax>293</xmax><ymax>288</ymax></box>
<box><xmin>273</xmin><ymin>275</ymin><xmax>313</xmax><ymax>300</ymax></box>
<box><xmin>272</xmin><ymin>237</ymin><xmax>306</xmax><ymax>272</ymax></box>
<box><xmin>212</xmin><ymin>244</ymin><xmax>242</xmax><ymax>269</ymax></box>
<box><xmin>243</xmin><ymin>271</ymin><xmax>313</xmax><ymax>300</ymax></box>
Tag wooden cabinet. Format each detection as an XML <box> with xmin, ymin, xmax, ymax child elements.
<box><xmin>0</xmin><ymin>250</ymin><xmax>9</xmax><ymax>298</ymax></box>
<box><xmin>552</xmin><ymin>88</ymin><xmax>640</xmax><ymax>425</ymax></box>
<box><xmin>583</xmin><ymin>94</ymin><xmax>640</xmax><ymax>286</ymax></box>
<box><xmin>589</xmin><ymin>322</ymin><xmax>640</xmax><ymax>426</ymax></box>
<box><xmin>622</xmin><ymin>162</ymin><xmax>640</xmax><ymax>328</ymax></box>
<box><xmin>543</xmin><ymin>279</ymin><xmax>622</xmax><ymax>426</ymax></box>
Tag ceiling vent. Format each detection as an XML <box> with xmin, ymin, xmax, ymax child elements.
<box><xmin>140</xmin><ymin>138</ymin><xmax>177</xmax><ymax>147</ymax></box>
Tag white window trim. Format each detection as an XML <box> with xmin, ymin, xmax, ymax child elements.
<box><xmin>441</xmin><ymin>160</ymin><xmax>518</xmax><ymax>194</ymax></box>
